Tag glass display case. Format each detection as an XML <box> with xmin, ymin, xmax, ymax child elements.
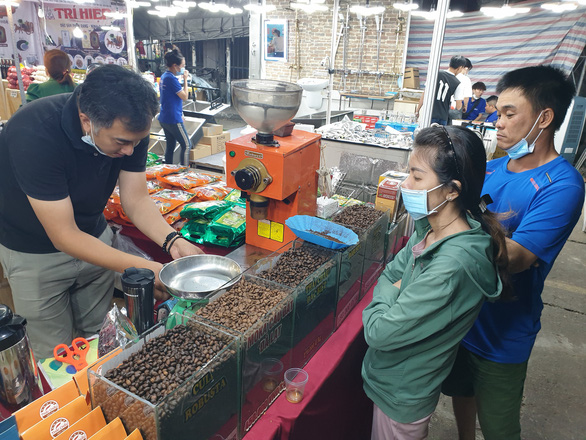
<box><xmin>88</xmin><ymin>318</ymin><xmax>240</xmax><ymax>440</ymax></box>
<box><xmin>246</xmin><ymin>239</ymin><xmax>339</xmax><ymax>369</ymax></box>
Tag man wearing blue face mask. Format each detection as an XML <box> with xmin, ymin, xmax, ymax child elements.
<box><xmin>442</xmin><ymin>65</ymin><xmax>585</xmax><ymax>440</ymax></box>
<box><xmin>0</xmin><ymin>65</ymin><xmax>203</xmax><ymax>359</ymax></box>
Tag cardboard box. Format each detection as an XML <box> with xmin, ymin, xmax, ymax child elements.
<box><xmin>189</xmin><ymin>143</ymin><xmax>212</xmax><ymax>162</ymax></box>
<box><xmin>200</xmin><ymin>132</ymin><xmax>231</xmax><ymax>154</ymax></box>
<box><xmin>375</xmin><ymin>172</ymin><xmax>408</xmax><ymax>221</ymax></box>
<box><xmin>403</xmin><ymin>68</ymin><xmax>420</xmax><ymax>89</ymax></box>
<box><xmin>202</xmin><ymin>123</ymin><xmax>223</xmax><ymax>137</ymax></box>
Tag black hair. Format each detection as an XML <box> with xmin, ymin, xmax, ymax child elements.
<box><xmin>78</xmin><ymin>64</ymin><xmax>159</xmax><ymax>132</ymax></box>
<box><xmin>449</xmin><ymin>55</ymin><xmax>467</xmax><ymax>69</ymax></box>
<box><xmin>164</xmin><ymin>49</ymin><xmax>184</xmax><ymax>68</ymax></box>
<box><xmin>414</xmin><ymin>125</ymin><xmax>511</xmax><ymax>298</ymax></box>
<box><xmin>486</xmin><ymin>95</ymin><xmax>498</xmax><ymax>106</ymax></box>
<box><xmin>472</xmin><ymin>81</ymin><xmax>486</xmax><ymax>91</ymax></box>
<box><xmin>273</xmin><ymin>29</ymin><xmax>281</xmax><ymax>37</ymax></box>
<box><xmin>496</xmin><ymin>65</ymin><xmax>576</xmax><ymax>131</ymax></box>
<box><xmin>465</xmin><ymin>58</ymin><xmax>473</xmax><ymax>70</ymax></box>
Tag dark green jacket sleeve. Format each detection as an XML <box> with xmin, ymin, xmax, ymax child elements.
<box><xmin>364</xmin><ymin>254</ymin><xmax>464</xmax><ymax>351</ymax></box>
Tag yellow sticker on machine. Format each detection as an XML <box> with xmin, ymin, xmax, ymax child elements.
<box><xmin>258</xmin><ymin>220</ymin><xmax>271</xmax><ymax>238</ymax></box>
<box><xmin>270</xmin><ymin>222</ymin><xmax>284</xmax><ymax>242</ymax></box>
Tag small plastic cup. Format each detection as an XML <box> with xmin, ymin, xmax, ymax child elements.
<box><xmin>284</xmin><ymin>368</ymin><xmax>309</xmax><ymax>404</ymax></box>
<box><xmin>261</xmin><ymin>358</ymin><xmax>284</xmax><ymax>393</ymax></box>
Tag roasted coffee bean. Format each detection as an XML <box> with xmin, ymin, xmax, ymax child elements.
<box><xmin>103</xmin><ymin>323</ymin><xmax>234</xmax><ymax>407</ymax></box>
<box><xmin>196</xmin><ymin>279</ymin><xmax>289</xmax><ymax>333</ymax></box>
<box><xmin>254</xmin><ymin>245</ymin><xmax>331</xmax><ymax>287</ymax></box>
<box><xmin>332</xmin><ymin>204</ymin><xmax>384</xmax><ymax>231</ymax></box>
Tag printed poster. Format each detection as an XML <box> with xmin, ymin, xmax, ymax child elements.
<box><xmin>43</xmin><ymin>0</ymin><xmax>128</xmax><ymax>69</ymax></box>
<box><xmin>0</xmin><ymin>2</ymin><xmax>44</xmax><ymax>65</ymax></box>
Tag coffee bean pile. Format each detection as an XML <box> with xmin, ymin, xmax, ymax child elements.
<box><xmin>332</xmin><ymin>204</ymin><xmax>384</xmax><ymax>231</ymax></box>
<box><xmin>255</xmin><ymin>245</ymin><xmax>331</xmax><ymax>287</ymax></box>
<box><xmin>104</xmin><ymin>323</ymin><xmax>232</xmax><ymax>405</ymax></box>
<box><xmin>196</xmin><ymin>279</ymin><xmax>289</xmax><ymax>333</ymax></box>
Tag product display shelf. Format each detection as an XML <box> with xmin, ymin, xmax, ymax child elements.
<box><xmin>88</xmin><ymin>317</ymin><xmax>241</xmax><ymax>440</ymax></box>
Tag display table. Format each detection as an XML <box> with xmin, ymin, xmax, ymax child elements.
<box><xmin>244</xmin><ymin>286</ymin><xmax>375</xmax><ymax>440</ymax></box>
<box><xmin>340</xmin><ymin>93</ymin><xmax>395</xmax><ymax>111</ymax></box>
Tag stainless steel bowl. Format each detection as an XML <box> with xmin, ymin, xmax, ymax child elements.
<box><xmin>159</xmin><ymin>255</ymin><xmax>242</xmax><ymax>300</ymax></box>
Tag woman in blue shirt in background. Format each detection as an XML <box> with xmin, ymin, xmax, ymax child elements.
<box><xmin>159</xmin><ymin>49</ymin><xmax>191</xmax><ymax>165</ymax></box>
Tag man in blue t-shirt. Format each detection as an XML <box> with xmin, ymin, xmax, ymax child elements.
<box><xmin>442</xmin><ymin>66</ymin><xmax>585</xmax><ymax>440</ymax></box>
<box><xmin>464</xmin><ymin>81</ymin><xmax>486</xmax><ymax>120</ymax></box>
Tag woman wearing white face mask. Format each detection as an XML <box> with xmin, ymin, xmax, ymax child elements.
<box><xmin>362</xmin><ymin>125</ymin><xmax>511</xmax><ymax>440</ymax></box>
<box><xmin>158</xmin><ymin>49</ymin><xmax>191</xmax><ymax>165</ymax></box>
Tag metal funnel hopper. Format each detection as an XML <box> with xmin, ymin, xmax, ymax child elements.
<box><xmin>231</xmin><ymin>79</ymin><xmax>302</xmax><ymax>144</ymax></box>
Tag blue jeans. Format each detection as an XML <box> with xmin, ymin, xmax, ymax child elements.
<box><xmin>160</xmin><ymin>121</ymin><xmax>192</xmax><ymax>165</ymax></box>
<box><xmin>431</xmin><ymin>118</ymin><xmax>448</xmax><ymax>126</ymax></box>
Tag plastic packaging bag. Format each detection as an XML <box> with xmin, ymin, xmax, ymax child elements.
<box><xmin>180</xmin><ymin>200</ymin><xmax>230</xmax><ymax>220</ymax></box>
<box><xmin>191</xmin><ymin>182</ymin><xmax>233</xmax><ymax>201</ymax></box>
<box><xmin>111</xmin><ymin>225</ymin><xmax>153</xmax><ymax>260</ymax></box>
<box><xmin>146</xmin><ymin>152</ymin><xmax>162</xmax><ymax>167</ymax></box>
<box><xmin>204</xmin><ymin>205</ymin><xmax>246</xmax><ymax>247</ymax></box>
<box><xmin>156</xmin><ymin>171</ymin><xmax>219</xmax><ymax>191</ymax></box>
<box><xmin>224</xmin><ymin>189</ymin><xmax>246</xmax><ymax>206</ymax></box>
<box><xmin>98</xmin><ymin>305</ymin><xmax>139</xmax><ymax>357</ymax></box>
<box><xmin>145</xmin><ymin>164</ymin><xmax>187</xmax><ymax>180</ymax></box>
<box><xmin>181</xmin><ymin>218</ymin><xmax>211</xmax><ymax>243</ymax></box>
<box><xmin>150</xmin><ymin>189</ymin><xmax>196</xmax><ymax>214</ymax></box>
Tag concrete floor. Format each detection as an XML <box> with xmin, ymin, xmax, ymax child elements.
<box><xmin>428</xmin><ymin>206</ymin><xmax>586</xmax><ymax>440</ymax></box>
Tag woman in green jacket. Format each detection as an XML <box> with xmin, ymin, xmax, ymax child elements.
<box><xmin>26</xmin><ymin>49</ymin><xmax>75</xmax><ymax>102</ymax></box>
<box><xmin>362</xmin><ymin>125</ymin><xmax>509</xmax><ymax>439</ymax></box>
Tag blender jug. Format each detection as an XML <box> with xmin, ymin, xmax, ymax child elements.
<box><xmin>0</xmin><ymin>304</ymin><xmax>41</xmax><ymax>409</ymax></box>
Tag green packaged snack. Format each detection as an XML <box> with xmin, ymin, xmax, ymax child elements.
<box><xmin>224</xmin><ymin>189</ymin><xmax>246</xmax><ymax>206</ymax></box>
<box><xmin>146</xmin><ymin>152</ymin><xmax>162</xmax><ymax>167</ymax></box>
<box><xmin>204</xmin><ymin>205</ymin><xmax>246</xmax><ymax>247</ymax></box>
<box><xmin>180</xmin><ymin>218</ymin><xmax>209</xmax><ymax>244</ymax></box>
<box><xmin>180</xmin><ymin>200</ymin><xmax>230</xmax><ymax>220</ymax></box>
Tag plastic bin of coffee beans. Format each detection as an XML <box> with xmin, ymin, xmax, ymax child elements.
<box><xmin>334</xmin><ymin>239</ymin><xmax>365</xmax><ymax>330</ymax></box>
<box><xmin>89</xmin><ymin>318</ymin><xmax>240</xmax><ymax>440</ymax></box>
<box><xmin>385</xmin><ymin>212</ymin><xmax>408</xmax><ymax>265</ymax></box>
<box><xmin>330</xmin><ymin>204</ymin><xmax>390</xmax><ymax>298</ymax></box>
<box><xmin>195</xmin><ymin>275</ymin><xmax>295</xmax><ymax>436</ymax></box>
<box><xmin>249</xmin><ymin>240</ymin><xmax>340</xmax><ymax>369</ymax></box>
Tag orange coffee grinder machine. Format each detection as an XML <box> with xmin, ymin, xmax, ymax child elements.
<box><xmin>225</xmin><ymin>79</ymin><xmax>321</xmax><ymax>251</ymax></box>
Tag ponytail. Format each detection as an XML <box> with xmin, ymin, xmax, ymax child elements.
<box><xmin>43</xmin><ymin>49</ymin><xmax>74</xmax><ymax>87</ymax></box>
<box><xmin>164</xmin><ymin>49</ymin><xmax>184</xmax><ymax>68</ymax></box>
<box><xmin>469</xmin><ymin>197</ymin><xmax>513</xmax><ymax>301</ymax></box>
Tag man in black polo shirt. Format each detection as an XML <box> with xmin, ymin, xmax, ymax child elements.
<box><xmin>415</xmin><ymin>55</ymin><xmax>467</xmax><ymax>125</ymax></box>
<box><xmin>0</xmin><ymin>65</ymin><xmax>203</xmax><ymax>358</ymax></box>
